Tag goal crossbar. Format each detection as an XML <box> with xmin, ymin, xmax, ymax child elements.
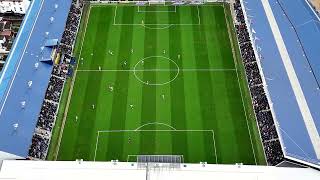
<box><xmin>137</xmin><ymin>155</ymin><xmax>183</xmax><ymax>169</ymax></box>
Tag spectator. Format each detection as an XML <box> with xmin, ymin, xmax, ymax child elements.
<box><xmin>234</xmin><ymin>0</ymin><xmax>284</xmax><ymax>166</ymax></box>
<box><xmin>28</xmin><ymin>0</ymin><xmax>84</xmax><ymax>160</ymax></box>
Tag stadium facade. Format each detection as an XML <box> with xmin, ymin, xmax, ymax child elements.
<box><xmin>0</xmin><ymin>0</ymin><xmax>319</xmax><ymax>175</ymax></box>
<box><xmin>1</xmin><ymin>160</ymin><xmax>320</xmax><ymax>179</ymax></box>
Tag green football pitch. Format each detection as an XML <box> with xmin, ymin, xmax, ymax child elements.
<box><xmin>50</xmin><ymin>3</ymin><xmax>266</xmax><ymax>165</ymax></box>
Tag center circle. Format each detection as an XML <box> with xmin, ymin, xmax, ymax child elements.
<box><xmin>133</xmin><ymin>56</ymin><xmax>179</xmax><ymax>86</ymax></box>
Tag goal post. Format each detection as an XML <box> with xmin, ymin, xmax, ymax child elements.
<box><xmin>137</xmin><ymin>155</ymin><xmax>183</xmax><ymax>169</ymax></box>
<box><xmin>148</xmin><ymin>0</ymin><xmax>166</xmax><ymax>5</ymax></box>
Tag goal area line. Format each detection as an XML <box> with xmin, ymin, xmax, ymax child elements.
<box><xmin>94</xmin><ymin>129</ymin><xmax>218</xmax><ymax>164</ymax></box>
<box><xmin>137</xmin><ymin>5</ymin><xmax>177</xmax><ymax>13</ymax></box>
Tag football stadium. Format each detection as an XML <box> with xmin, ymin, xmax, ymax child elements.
<box><xmin>0</xmin><ymin>0</ymin><xmax>320</xmax><ymax>179</ymax></box>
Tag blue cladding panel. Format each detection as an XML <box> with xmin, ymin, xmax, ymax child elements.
<box><xmin>242</xmin><ymin>0</ymin><xmax>320</xmax><ymax>168</ymax></box>
<box><xmin>0</xmin><ymin>0</ymin><xmax>72</xmax><ymax>157</ymax></box>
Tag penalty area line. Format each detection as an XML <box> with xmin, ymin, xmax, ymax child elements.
<box><xmin>94</xmin><ymin>129</ymin><xmax>218</xmax><ymax>163</ymax></box>
<box><xmin>97</xmin><ymin>129</ymin><xmax>215</xmax><ymax>133</ymax></box>
<box><xmin>211</xmin><ymin>130</ymin><xmax>218</xmax><ymax>164</ymax></box>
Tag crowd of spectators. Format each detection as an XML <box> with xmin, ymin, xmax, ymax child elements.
<box><xmin>234</xmin><ymin>0</ymin><xmax>284</xmax><ymax>166</ymax></box>
<box><xmin>52</xmin><ymin>63</ymin><xmax>69</xmax><ymax>79</ymax></box>
<box><xmin>28</xmin><ymin>134</ymin><xmax>50</xmax><ymax>160</ymax></box>
<box><xmin>45</xmin><ymin>76</ymin><xmax>65</xmax><ymax>103</ymax></box>
<box><xmin>28</xmin><ymin>0</ymin><xmax>83</xmax><ymax>160</ymax></box>
<box><xmin>59</xmin><ymin>1</ymin><xmax>83</xmax><ymax>57</ymax></box>
<box><xmin>36</xmin><ymin>101</ymin><xmax>58</xmax><ymax>132</ymax></box>
<box><xmin>264</xmin><ymin>140</ymin><xmax>284</xmax><ymax>166</ymax></box>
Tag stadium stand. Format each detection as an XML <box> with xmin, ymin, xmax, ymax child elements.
<box><xmin>236</xmin><ymin>0</ymin><xmax>320</xmax><ymax>168</ymax></box>
<box><xmin>233</xmin><ymin>0</ymin><xmax>284</xmax><ymax>166</ymax></box>
<box><xmin>0</xmin><ymin>0</ymin><xmax>74</xmax><ymax>159</ymax></box>
<box><xmin>0</xmin><ymin>0</ymin><xmax>318</xmax><ymax>170</ymax></box>
<box><xmin>29</xmin><ymin>0</ymin><xmax>83</xmax><ymax>160</ymax></box>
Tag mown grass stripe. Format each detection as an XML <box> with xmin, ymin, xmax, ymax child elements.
<box><xmin>209</xmin><ymin>6</ymin><xmax>243</xmax><ymax>163</ymax></box>
<box><xmin>168</xmin><ymin>8</ymin><xmax>189</xmax><ymax>161</ymax></box>
<box><xmin>191</xmin><ymin>6</ymin><xmax>217</xmax><ymax>163</ymax></box>
<box><xmin>217</xmin><ymin>6</ymin><xmax>256</xmax><ymax>164</ymax></box>
<box><xmin>122</xmin><ymin>8</ymin><xmax>146</xmax><ymax>160</ymax></box>
<box><xmin>57</xmin><ymin>6</ymin><xmax>101</xmax><ymax>160</ymax></box>
<box><xmin>90</xmin><ymin>5</ymin><xmax>125</xmax><ymax>160</ymax></box>
<box><xmin>155</xmin><ymin>7</ymin><xmax>172</xmax><ymax>155</ymax></box>
<box><xmin>139</xmin><ymin>10</ymin><xmax>157</xmax><ymax>155</ymax></box>
<box><xmin>106</xmin><ymin>6</ymin><xmax>135</xmax><ymax>161</ymax></box>
<box><xmin>73</xmin><ymin>7</ymin><xmax>113</xmax><ymax>160</ymax></box>
<box><xmin>202</xmin><ymin>6</ymin><xmax>228</xmax><ymax>69</ymax></box>
<box><xmin>226</xmin><ymin>4</ymin><xmax>265</xmax><ymax>164</ymax></box>
<box><xmin>54</xmin><ymin>5</ymin><xmax>262</xmax><ymax>165</ymax></box>
<box><xmin>200</xmin><ymin>6</ymin><xmax>237</xmax><ymax>164</ymax></box>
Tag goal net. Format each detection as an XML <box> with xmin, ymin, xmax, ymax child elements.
<box><xmin>137</xmin><ymin>155</ymin><xmax>182</xmax><ymax>169</ymax></box>
<box><xmin>148</xmin><ymin>0</ymin><xmax>166</xmax><ymax>5</ymax></box>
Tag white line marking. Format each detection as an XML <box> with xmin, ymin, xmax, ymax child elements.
<box><xmin>98</xmin><ymin>129</ymin><xmax>215</xmax><ymax>133</ymax></box>
<box><xmin>135</xmin><ymin>122</ymin><xmax>177</xmax><ymax>131</ymax></box>
<box><xmin>91</xmin><ymin>4</ymin><xmax>223</xmax><ymax>8</ymax></box>
<box><xmin>197</xmin><ymin>6</ymin><xmax>201</xmax><ymax>25</ymax></box>
<box><xmin>0</xmin><ymin>0</ymin><xmax>45</xmax><ymax>116</ymax></box>
<box><xmin>113</xmin><ymin>5</ymin><xmax>201</xmax><ymax>27</ymax></box>
<box><xmin>113</xmin><ymin>5</ymin><xmax>118</xmax><ymax>25</ymax></box>
<box><xmin>133</xmin><ymin>56</ymin><xmax>180</xmax><ymax>86</ymax></box>
<box><xmin>94</xmin><ymin>129</ymin><xmax>217</xmax><ymax>162</ymax></box>
<box><xmin>94</xmin><ymin>131</ymin><xmax>100</xmax><ymax>161</ymax></box>
<box><xmin>262</xmin><ymin>0</ymin><xmax>320</xmax><ymax>158</ymax></box>
<box><xmin>141</xmin><ymin>24</ymin><xmax>174</xmax><ymax>30</ymax></box>
<box><xmin>55</xmin><ymin>6</ymin><xmax>92</xmax><ymax>160</ymax></box>
<box><xmin>114</xmin><ymin>23</ymin><xmax>199</xmax><ymax>26</ymax></box>
<box><xmin>238</xmin><ymin>1</ymin><xmax>269</xmax><ymax>163</ymax></box>
<box><xmin>211</xmin><ymin>130</ymin><xmax>218</xmax><ymax>164</ymax></box>
<box><xmin>137</xmin><ymin>5</ymin><xmax>177</xmax><ymax>13</ymax></box>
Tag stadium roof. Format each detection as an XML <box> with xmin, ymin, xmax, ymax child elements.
<box><xmin>0</xmin><ymin>0</ymin><xmax>71</xmax><ymax>158</ymax></box>
<box><xmin>241</xmin><ymin>0</ymin><xmax>320</xmax><ymax>168</ymax></box>
<box><xmin>1</xmin><ymin>160</ymin><xmax>320</xmax><ymax>179</ymax></box>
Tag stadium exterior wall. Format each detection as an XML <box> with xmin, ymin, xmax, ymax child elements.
<box><xmin>1</xmin><ymin>160</ymin><xmax>320</xmax><ymax>179</ymax></box>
